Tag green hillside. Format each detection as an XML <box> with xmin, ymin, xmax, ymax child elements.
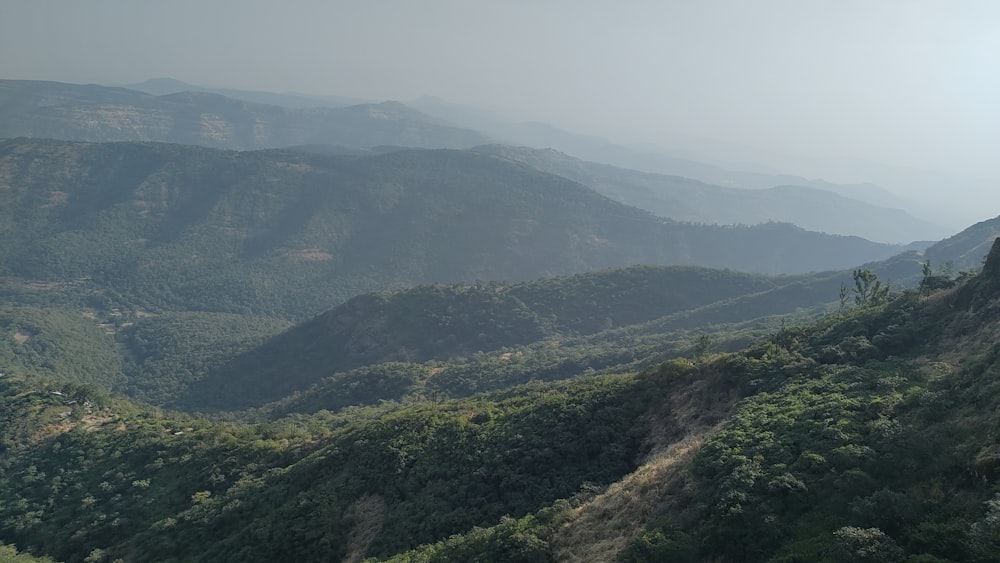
<box><xmin>183</xmin><ymin>217</ymin><xmax>1000</xmax><ymax>413</ymax></box>
<box><xmin>0</xmin><ymin>160</ymin><xmax>993</xmax><ymax>414</ymax></box>
<box><xmin>924</xmin><ymin>215</ymin><xmax>1000</xmax><ymax>272</ymax></box>
<box><xmin>379</xmin><ymin>239</ymin><xmax>1000</xmax><ymax>562</ymax></box>
<box><xmin>0</xmin><ymin>139</ymin><xmax>904</xmax><ymax>318</ymax></box>
<box><xmin>0</xmin><ymin>371</ymin><xmax>671</xmax><ymax>562</ymax></box>
<box><xmin>2</xmin><ymin>240</ymin><xmax>1000</xmax><ymax>562</ymax></box>
<box><xmin>179</xmin><ymin>266</ymin><xmax>783</xmax><ymax>409</ymax></box>
<box><xmin>0</xmin><ymin>305</ymin><xmax>123</xmax><ymax>388</ymax></box>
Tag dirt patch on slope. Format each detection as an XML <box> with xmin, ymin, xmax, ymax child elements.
<box><xmin>549</xmin><ymin>362</ymin><xmax>741</xmax><ymax>562</ymax></box>
<box><xmin>341</xmin><ymin>494</ymin><xmax>387</xmax><ymax>563</ymax></box>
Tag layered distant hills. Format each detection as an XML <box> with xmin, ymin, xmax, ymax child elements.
<box><xmin>5</xmin><ymin>78</ymin><xmax>1000</xmax><ymax>563</ymax></box>
<box><xmin>474</xmin><ymin>145</ymin><xmax>949</xmax><ymax>244</ymax></box>
<box><xmin>0</xmin><ymin>138</ymin><xmax>907</xmax><ymax>317</ymax></box>
<box><xmin>408</xmin><ymin>96</ymin><xmax>910</xmax><ymax>208</ymax></box>
<box><xmin>124</xmin><ymin>77</ymin><xmax>371</xmax><ymax>108</ymax></box>
<box><xmin>0</xmin><ymin>79</ymin><xmax>949</xmax><ymax>242</ymax></box>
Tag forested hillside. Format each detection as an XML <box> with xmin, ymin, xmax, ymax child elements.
<box><xmin>172</xmin><ymin>216</ymin><xmax>1000</xmax><ymax>412</ymax></box>
<box><xmin>377</xmin><ymin>239</ymin><xmax>1000</xmax><ymax>562</ymax></box>
<box><xmin>0</xmin><ymin>135</ymin><xmax>994</xmax><ymax>413</ymax></box>
<box><xmin>2</xmin><ymin>240</ymin><xmax>1000</xmax><ymax>562</ymax></box>
<box><xmin>0</xmin><ymin>371</ymin><xmax>672</xmax><ymax>562</ymax></box>
<box><xmin>0</xmin><ymin>138</ymin><xmax>905</xmax><ymax>318</ymax></box>
<box><xmin>178</xmin><ymin>266</ymin><xmax>784</xmax><ymax>409</ymax></box>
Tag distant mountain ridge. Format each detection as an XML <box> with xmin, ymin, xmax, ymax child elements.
<box><xmin>473</xmin><ymin>145</ymin><xmax>950</xmax><ymax>243</ymax></box>
<box><xmin>0</xmin><ymin>79</ymin><xmax>489</xmax><ymax>150</ymax></box>
<box><xmin>0</xmin><ymin>138</ymin><xmax>906</xmax><ymax>317</ymax></box>
<box><xmin>1</xmin><ymin>79</ymin><xmax>951</xmax><ymax>243</ymax></box>
<box><xmin>407</xmin><ymin>96</ymin><xmax>912</xmax><ymax>210</ymax></box>
<box><xmin>124</xmin><ymin>77</ymin><xmax>370</xmax><ymax>108</ymax></box>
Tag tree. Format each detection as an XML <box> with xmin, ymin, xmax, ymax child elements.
<box><xmin>968</xmin><ymin>494</ymin><xmax>1000</xmax><ymax>562</ymax></box>
<box><xmin>853</xmin><ymin>269</ymin><xmax>889</xmax><ymax>308</ymax></box>
<box><xmin>830</xmin><ymin>527</ymin><xmax>903</xmax><ymax>562</ymax></box>
<box><xmin>694</xmin><ymin>334</ymin><xmax>714</xmax><ymax>359</ymax></box>
<box><xmin>919</xmin><ymin>260</ymin><xmax>955</xmax><ymax>295</ymax></box>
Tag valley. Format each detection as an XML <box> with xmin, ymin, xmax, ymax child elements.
<box><xmin>0</xmin><ymin>77</ymin><xmax>998</xmax><ymax>562</ymax></box>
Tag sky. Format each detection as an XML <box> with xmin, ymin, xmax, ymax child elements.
<box><xmin>2</xmin><ymin>0</ymin><xmax>999</xmax><ymax>224</ymax></box>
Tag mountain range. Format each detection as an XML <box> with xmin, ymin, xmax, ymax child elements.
<box><xmin>407</xmin><ymin>96</ymin><xmax>911</xmax><ymax>209</ymax></box>
<box><xmin>0</xmin><ymin>138</ymin><xmax>911</xmax><ymax>319</ymax></box>
<box><xmin>0</xmin><ymin>79</ymin><xmax>488</xmax><ymax>150</ymax></box>
<box><xmin>473</xmin><ymin>145</ymin><xmax>948</xmax><ymax>243</ymax></box>
<box><xmin>0</xmin><ymin>79</ymin><xmax>949</xmax><ymax>243</ymax></box>
<box><xmin>124</xmin><ymin>77</ymin><xmax>370</xmax><ymax>109</ymax></box>
<box><xmin>4</xmin><ymin>76</ymin><xmax>1000</xmax><ymax>563</ymax></box>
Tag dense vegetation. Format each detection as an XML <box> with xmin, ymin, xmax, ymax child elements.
<box><xmin>0</xmin><ymin>136</ymin><xmax>943</xmax><ymax>413</ymax></box>
<box><xmin>0</xmin><ymin>305</ymin><xmax>123</xmax><ymax>388</ymax></box>
<box><xmin>0</xmin><ymin>371</ymin><xmax>670</xmax><ymax>562</ymax></box>
<box><xmin>118</xmin><ymin>312</ymin><xmax>293</xmax><ymax>405</ymax></box>
<box><xmin>0</xmin><ymin>205</ymin><xmax>991</xmax><ymax>415</ymax></box>
<box><xmin>0</xmin><ymin>240</ymin><xmax>998</xmax><ymax>561</ymax></box>
<box><xmin>377</xmin><ymin>241</ymin><xmax>1000</xmax><ymax>562</ymax></box>
<box><xmin>184</xmin><ymin>266</ymin><xmax>784</xmax><ymax>409</ymax></box>
<box><xmin>0</xmin><ymin>138</ymin><xmax>906</xmax><ymax>318</ymax></box>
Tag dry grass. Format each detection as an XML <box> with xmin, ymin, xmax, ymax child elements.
<box><xmin>282</xmin><ymin>248</ymin><xmax>334</xmax><ymax>262</ymax></box>
<box><xmin>30</xmin><ymin>410</ymin><xmax>114</xmax><ymax>443</ymax></box>
<box><xmin>342</xmin><ymin>494</ymin><xmax>387</xmax><ymax>563</ymax></box>
<box><xmin>549</xmin><ymin>435</ymin><xmax>704</xmax><ymax>563</ymax></box>
<box><xmin>549</xmin><ymin>366</ymin><xmax>738</xmax><ymax>562</ymax></box>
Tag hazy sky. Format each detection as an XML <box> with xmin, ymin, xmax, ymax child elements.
<box><xmin>2</xmin><ymin>0</ymin><xmax>998</xmax><ymax>217</ymax></box>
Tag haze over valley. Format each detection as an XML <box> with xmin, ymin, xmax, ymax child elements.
<box><xmin>1</xmin><ymin>2</ymin><xmax>999</xmax><ymax>562</ymax></box>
